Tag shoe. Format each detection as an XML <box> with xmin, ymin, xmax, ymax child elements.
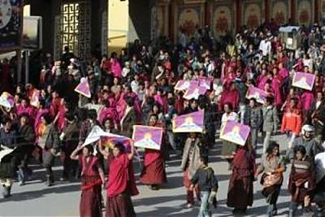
<box><xmin>25</xmin><ymin>168</ymin><xmax>33</xmax><ymax>180</ymax></box>
<box><xmin>150</xmin><ymin>185</ymin><xmax>159</xmax><ymax>191</ymax></box>
<box><xmin>46</xmin><ymin>181</ymin><xmax>53</xmax><ymax>187</ymax></box>
<box><xmin>186</xmin><ymin>203</ymin><xmax>193</xmax><ymax>208</ymax></box>
<box><xmin>60</xmin><ymin>177</ymin><xmax>68</xmax><ymax>182</ymax></box>
<box><xmin>2</xmin><ymin>186</ymin><xmax>11</xmax><ymax>198</ymax></box>
<box><xmin>272</xmin><ymin>205</ymin><xmax>277</xmax><ymax>215</ymax></box>
<box><xmin>17</xmin><ymin>169</ymin><xmax>25</xmax><ymax>184</ymax></box>
<box><xmin>228</xmin><ymin>163</ymin><xmax>232</xmax><ymax>170</ymax></box>
<box><xmin>288</xmin><ymin>210</ymin><xmax>295</xmax><ymax>217</ymax></box>
<box><xmin>46</xmin><ymin>176</ymin><xmax>54</xmax><ymax>187</ymax></box>
<box><xmin>303</xmin><ymin>206</ymin><xmax>313</xmax><ymax>213</ymax></box>
<box><xmin>272</xmin><ymin>209</ymin><xmax>277</xmax><ymax>216</ymax></box>
<box><xmin>267</xmin><ymin>205</ymin><xmax>274</xmax><ymax>216</ymax></box>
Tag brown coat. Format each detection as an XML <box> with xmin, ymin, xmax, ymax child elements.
<box><xmin>121</xmin><ymin>107</ymin><xmax>137</xmax><ymax>138</ymax></box>
<box><xmin>181</xmin><ymin>138</ymin><xmax>201</xmax><ymax>180</ymax></box>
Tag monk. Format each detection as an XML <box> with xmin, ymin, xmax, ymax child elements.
<box><xmin>140</xmin><ymin>114</ymin><xmax>167</xmax><ymax>190</ymax></box>
<box><xmin>70</xmin><ymin>145</ymin><xmax>105</xmax><ymax>217</ymax></box>
<box><xmin>227</xmin><ymin>142</ymin><xmax>255</xmax><ymax>214</ymax></box>
<box><xmin>99</xmin><ymin>141</ymin><xmax>139</xmax><ymax>217</ymax></box>
<box><xmin>218</xmin><ymin>82</ymin><xmax>240</xmax><ymax>112</ymax></box>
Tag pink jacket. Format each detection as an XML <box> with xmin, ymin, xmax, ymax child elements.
<box><xmin>111</xmin><ymin>59</ymin><xmax>122</xmax><ymax>78</ymax></box>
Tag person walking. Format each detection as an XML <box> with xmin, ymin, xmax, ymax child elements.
<box><xmin>71</xmin><ymin>145</ymin><xmax>105</xmax><ymax>217</ymax></box>
<box><xmin>220</xmin><ymin>103</ymin><xmax>239</xmax><ymax>169</ymax></box>
<box><xmin>246</xmin><ymin>98</ymin><xmax>263</xmax><ymax>149</ymax></box>
<box><xmin>60</xmin><ymin>112</ymin><xmax>79</xmax><ymax>181</ymax></box>
<box><xmin>288</xmin><ymin>145</ymin><xmax>314</xmax><ymax>216</ymax></box>
<box><xmin>255</xmin><ymin>142</ymin><xmax>285</xmax><ymax>216</ymax></box>
<box><xmin>99</xmin><ymin>141</ymin><xmax>138</xmax><ymax>217</ymax></box>
<box><xmin>140</xmin><ymin>114</ymin><xmax>167</xmax><ymax>190</ymax></box>
<box><xmin>227</xmin><ymin>142</ymin><xmax>255</xmax><ymax>214</ymax></box>
<box><xmin>0</xmin><ymin>118</ymin><xmax>18</xmax><ymax>198</ymax></box>
<box><xmin>190</xmin><ymin>156</ymin><xmax>218</xmax><ymax>217</ymax></box>
<box><xmin>262</xmin><ymin>97</ymin><xmax>279</xmax><ymax>154</ymax></box>
<box><xmin>280</xmin><ymin>97</ymin><xmax>302</xmax><ymax>149</ymax></box>
<box><xmin>181</xmin><ymin>133</ymin><xmax>202</xmax><ymax>208</ymax></box>
<box><xmin>37</xmin><ymin>114</ymin><xmax>61</xmax><ymax>186</ymax></box>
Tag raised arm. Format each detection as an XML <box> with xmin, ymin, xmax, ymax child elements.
<box><xmin>98</xmin><ymin>139</ymin><xmax>109</xmax><ymax>159</ymax></box>
<box><xmin>70</xmin><ymin>145</ymin><xmax>83</xmax><ymax>160</ymax></box>
<box><xmin>128</xmin><ymin>140</ymin><xmax>135</xmax><ymax>160</ymax></box>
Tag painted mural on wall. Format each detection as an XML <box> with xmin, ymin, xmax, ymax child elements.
<box><xmin>243</xmin><ymin>3</ymin><xmax>262</xmax><ymax>29</ymax></box>
<box><xmin>297</xmin><ymin>0</ymin><xmax>312</xmax><ymax>25</ymax></box>
<box><xmin>271</xmin><ymin>1</ymin><xmax>288</xmax><ymax>25</ymax></box>
<box><xmin>178</xmin><ymin>7</ymin><xmax>200</xmax><ymax>37</ymax></box>
<box><xmin>212</xmin><ymin>4</ymin><xmax>233</xmax><ymax>37</ymax></box>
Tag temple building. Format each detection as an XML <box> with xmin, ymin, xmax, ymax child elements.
<box><xmin>24</xmin><ymin>0</ymin><xmax>324</xmax><ymax>58</ymax></box>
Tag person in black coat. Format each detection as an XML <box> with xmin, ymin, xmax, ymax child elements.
<box><xmin>38</xmin><ymin>114</ymin><xmax>61</xmax><ymax>186</ymax></box>
<box><xmin>308</xmin><ymin>91</ymin><xmax>325</xmax><ymax>135</ymax></box>
<box><xmin>198</xmin><ymin>95</ymin><xmax>217</xmax><ymax>151</ymax></box>
<box><xmin>16</xmin><ymin>113</ymin><xmax>35</xmax><ymax>185</ymax></box>
<box><xmin>0</xmin><ymin>118</ymin><xmax>18</xmax><ymax>198</ymax></box>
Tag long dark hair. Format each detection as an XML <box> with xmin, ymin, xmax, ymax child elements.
<box><xmin>114</xmin><ymin>142</ymin><xmax>125</xmax><ymax>154</ymax></box>
<box><xmin>266</xmin><ymin>141</ymin><xmax>280</xmax><ymax>156</ymax></box>
<box><xmin>294</xmin><ymin>145</ymin><xmax>306</xmax><ymax>158</ymax></box>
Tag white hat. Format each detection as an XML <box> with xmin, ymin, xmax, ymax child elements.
<box><xmin>301</xmin><ymin>124</ymin><xmax>315</xmax><ymax>134</ymax></box>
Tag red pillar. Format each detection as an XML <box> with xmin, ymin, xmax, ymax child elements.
<box><xmin>168</xmin><ymin>2</ymin><xmax>174</xmax><ymax>42</ymax></box>
<box><xmin>235</xmin><ymin>0</ymin><xmax>241</xmax><ymax>33</ymax></box>
<box><xmin>264</xmin><ymin>0</ymin><xmax>269</xmax><ymax>23</ymax></box>
<box><xmin>314</xmin><ymin>0</ymin><xmax>319</xmax><ymax>23</ymax></box>
<box><xmin>291</xmin><ymin>0</ymin><xmax>296</xmax><ymax>24</ymax></box>
<box><xmin>204</xmin><ymin>1</ymin><xmax>210</xmax><ymax>26</ymax></box>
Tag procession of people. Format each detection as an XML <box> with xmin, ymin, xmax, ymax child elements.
<box><xmin>1</xmin><ymin>21</ymin><xmax>325</xmax><ymax>217</ymax></box>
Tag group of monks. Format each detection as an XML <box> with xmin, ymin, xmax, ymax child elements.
<box><xmin>1</xmin><ymin>22</ymin><xmax>325</xmax><ymax>217</ymax></box>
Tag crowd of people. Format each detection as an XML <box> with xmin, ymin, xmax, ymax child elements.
<box><xmin>1</xmin><ymin>21</ymin><xmax>325</xmax><ymax>217</ymax></box>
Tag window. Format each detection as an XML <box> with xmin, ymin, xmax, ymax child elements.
<box><xmin>61</xmin><ymin>3</ymin><xmax>79</xmax><ymax>55</ymax></box>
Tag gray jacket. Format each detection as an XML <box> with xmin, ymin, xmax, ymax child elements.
<box><xmin>246</xmin><ymin>107</ymin><xmax>263</xmax><ymax>129</ymax></box>
<box><xmin>44</xmin><ymin>125</ymin><xmax>61</xmax><ymax>152</ymax></box>
<box><xmin>262</xmin><ymin>105</ymin><xmax>279</xmax><ymax>133</ymax></box>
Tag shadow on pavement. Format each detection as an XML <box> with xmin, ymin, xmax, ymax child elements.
<box><xmin>0</xmin><ymin>183</ymin><xmax>80</xmax><ymax>203</ymax></box>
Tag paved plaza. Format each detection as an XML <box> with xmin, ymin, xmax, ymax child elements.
<box><xmin>0</xmin><ymin>134</ymin><xmax>313</xmax><ymax>217</ymax></box>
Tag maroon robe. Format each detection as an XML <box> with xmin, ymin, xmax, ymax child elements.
<box><xmin>79</xmin><ymin>155</ymin><xmax>103</xmax><ymax>217</ymax></box>
<box><xmin>140</xmin><ymin>126</ymin><xmax>167</xmax><ymax>186</ymax></box>
<box><xmin>106</xmin><ymin>154</ymin><xmax>138</xmax><ymax>217</ymax></box>
<box><xmin>227</xmin><ymin>147</ymin><xmax>255</xmax><ymax>209</ymax></box>
<box><xmin>218</xmin><ymin>89</ymin><xmax>240</xmax><ymax>111</ymax></box>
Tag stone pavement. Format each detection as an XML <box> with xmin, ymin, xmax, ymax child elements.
<box><xmin>0</xmin><ymin>134</ymin><xmax>315</xmax><ymax>217</ymax></box>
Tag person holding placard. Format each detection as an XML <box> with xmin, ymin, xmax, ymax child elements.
<box><xmin>0</xmin><ymin>118</ymin><xmax>17</xmax><ymax>198</ymax></box>
<box><xmin>220</xmin><ymin>103</ymin><xmax>239</xmax><ymax>169</ymax></box>
<box><xmin>140</xmin><ymin>114</ymin><xmax>167</xmax><ymax>190</ymax></box>
<box><xmin>70</xmin><ymin>145</ymin><xmax>105</xmax><ymax>217</ymax></box>
<box><xmin>99</xmin><ymin>141</ymin><xmax>138</xmax><ymax>217</ymax></box>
